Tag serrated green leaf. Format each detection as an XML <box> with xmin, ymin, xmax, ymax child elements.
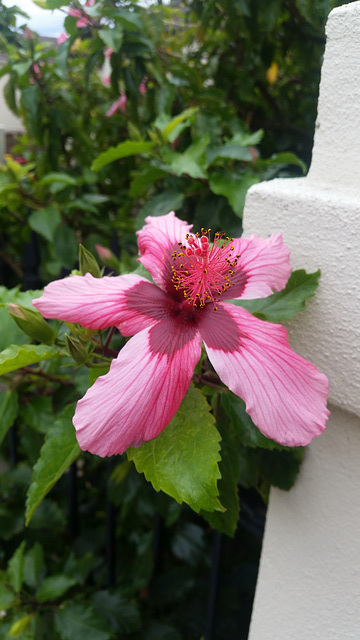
<box><xmin>91</xmin><ymin>141</ymin><xmax>154</xmax><ymax>171</ymax></box>
<box><xmin>209</xmin><ymin>170</ymin><xmax>259</xmax><ymax>216</ymax></box>
<box><xmin>0</xmin><ymin>344</ymin><xmax>59</xmax><ymax>375</ymax></box>
<box><xmin>0</xmin><ymin>389</ymin><xmax>19</xmax><ymax>446</ymax></box>
<box><xmin>232</xmin><ymin>269</ymin><xmax>321</xmax><ymax>322</ymax></box>
<box><xmin>29</xmin><ymin>206</ymin><xmax>61</xmax><ymax>242</ymax></box>
<box><xmin>55</xmin><ymin>602</ymin><xmax>111</xmax><ymax>640</ymax></box>
<box><xmin>36</xmin><ymin>574</ymin><xmax>77</xmax><ymax>603</ymax></box>
<box><xmin>127</xmin><ymin>385</ymin><xmax>224</xmax><ymax>514</ymax></box>
<box><xmin>25</xmin><ymin>405</ymin><xmax>80</xmax><ymax>525</ymax></box>
<box><xmin>7</xmin><ymin>541</ymin><xmax>26</xmax><ymax>593</ymax></box>
<box><xmin>91</xmin><ymin>590</ymin><xmax>141</xmax><ymax>634</ymax></box>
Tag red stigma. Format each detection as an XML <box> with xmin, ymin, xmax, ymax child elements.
<box><xmin>171</xmin><ymin>229</ymin><xmax>240</xmax><ymax>310</ymax></box>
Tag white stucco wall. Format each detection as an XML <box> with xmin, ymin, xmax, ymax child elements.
<box><xmin>245</xmin><ymin>2</ymin><xmax>360</xmax><ymax>638</ymax></box>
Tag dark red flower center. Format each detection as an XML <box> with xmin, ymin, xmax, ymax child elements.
<box><xmin>170</xmin><ymin>230</ymin><xmax>240</xmax><ymax>310</ymax></box>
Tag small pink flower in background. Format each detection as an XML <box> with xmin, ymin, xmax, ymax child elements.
<box><xmin>33</xmin><ymin>212</ymin><xmax>329</xmax><ymax>457</ymax></box>
<box><xmin>24</xmin><ymin>27</ymin><xmax>33</xmax><ymax>40</ymax></box>
<box><xmin>86</xmin><ymin>0</ymin><xmax>96</xmax><ymax>6</ymax></box>
<box><xmin>138</xmin><ymin>82</ymin><xmax>147</xmax><ymax>94</ymax></box>
<box><xmin>57</xmin><ymin>32</ymin><xmax>69</xmax><ymax>44</ymax></box>
<box><xmin>68</xmin><ymin>7</ymin><xmax>83</xmax><ymax>18</ymax></box>
<box><xmin>102</xmin><ymin>76</ymin><xmax>111</xmax><ymax>86</ymax></box>
<box><xmin>105</xmin><ymin>47</ymin><xmax>113</xmax><ymax>58</ymax></box>
<box><xmin>106</xmin><ymin>93</ymin><xmax>127</xmax><ymax>117</ymax></box>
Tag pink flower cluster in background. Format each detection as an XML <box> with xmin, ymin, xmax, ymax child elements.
<box><xmin>33</xmin><ymin>212</ymin><xmax>329</xmax><ymax>457</ymax></box>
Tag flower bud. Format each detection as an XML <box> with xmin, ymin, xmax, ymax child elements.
<box><xmin>9</xmin><ymin>304</ymin><xmax>55</xmax><ymax>344</ymax></box>
<box><xmin>65</xmin><ymin>334</ymin><xmax>89</xmax><ymax>364</ymax></box>
<box><xmin>79</xmin><ymin>244</ymin><xmax>101</xmax><ymax>278</ymax></box>
<box><xmin>95</xmin><ymin>244</ymin><xmax>119</xmax><ymax>271</ymax></box>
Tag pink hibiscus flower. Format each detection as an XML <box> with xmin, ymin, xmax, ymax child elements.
<box><xmin>33</xmin><ymin>212</ymin><xmax>329</xmax><ymax>456</ymax></box>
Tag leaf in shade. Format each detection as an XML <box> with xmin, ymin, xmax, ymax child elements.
<box><xmin>55</xmin><ymin>602</ymin><xmax>112</xmax><ymax>640</ymax></box>
<box><xmin>209</xmin><ymin>170</ymin><xmax>259</xmax><ymax>216</ymax></box>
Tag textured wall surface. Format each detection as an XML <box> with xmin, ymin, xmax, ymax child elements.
<box><xmin>245</xmin><ymin>2</ymin><xmax>360</xmax><ymax>638</ymax></box>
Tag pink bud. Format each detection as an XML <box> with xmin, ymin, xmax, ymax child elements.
<box><xmin>105</xmin><ymin>48</ymin><xmax>113</xmax><ymax>59</ymax></box>
<box><xmin>76</xmin><ymin>17</ymin><xmax>91</xmax><ymax>27</ymax></box>
<box><xmin>57</xmin><ymin>32</ymin><xmax>69</xmax><ymax>44</ymax></box>
<box><xmin>102</xmin><ymin>76</ymin><xmax>111</xmax><ymax>86</ymax></box>
<box><xmin>95</xmin><ymin>244</ymin><xmax>113</xmax><ymax>261</ymax></box>
<box><xmin>138</xmin><ymin>82</ymin><xmax>147</xmax><ymax>95</ymax></box>
<box><xmin>68</xmin><ymin>7</ymin><xmax>83</xmax><ymax>18</ymax></box>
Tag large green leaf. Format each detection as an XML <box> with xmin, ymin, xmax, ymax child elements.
<box><xmin>36</xmin><ymin>574</ymin><xmax>77</xmax><ymax>603</ymax></box>
<box><xmin>55</xmin><ymin>602</ymin><xmax>111</xmax><ymax>640</ymax></box>
<box><xmin>91</xmin><ymin>590</ymin><xmax>141</xmax><ymax>635</ymax></box>
<box><xmin>207</xmin><ymin>143</ymin><xmax>252</xmax><ymax>164</ymax></box>
<box><xmin>25</xmin><ymin>405</ymin><xmax>80</xmax><ymax>525</ymax></box>
<box><xmin>98</xmin><ymin>26</ymin><xmax>123</xmax><ymax>52</ymax></box>
<box><xmin>127</xmin><ymin>385</ymin><xmax>224</xmax><ymax>514</ymax></box>
<box><xmin>155</xmin><ymin>107</ymin><xmax>199</xmax><ymax>142</ymax></box>
<box><xmin>91</xmin><ymin>141</ymin><xmax>154</xmax><ymax>171</ymax></box>
<box><xmin>209</xmin><ymin>170</ymin><xmax>259</xmax><ymax>216</ymax></box>
<box><xmin>232</xmin><ymin>269</ymin><xmax>321</xmax><ymax>322</ymax></box>
<box><xmin>0</xmin><ymin>389</ymin><xmax>19</xmax><ymax>446</ymax></box>
<box><xmin>29</xmin><ymin>206</ymin><xmax>61</xmax><ymax>242</ymax></box>
<box><xmin>0</xmin><ymin>344</ymin><xmax>59</xmax><ymax>376</ymax></box>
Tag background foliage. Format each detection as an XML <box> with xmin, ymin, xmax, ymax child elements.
<box><xmin>0</xmin><ymin>0</ymin><xmax>350</xmax><ymax>638</ymax></box>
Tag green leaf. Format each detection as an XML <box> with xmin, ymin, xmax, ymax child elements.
<box><xmin>156</xmin><ymin>107</ymin><xmax>199</xmax><ymax>142</ymax></box>
<box><xmin>232</xmin><ymin>269</ymin><xmax>321</xmax><ymax>322</ymax></box>
<box><xmin>240</xmin><ymin>446</ymin><xmax>304</xmax><ymax>492</ymax></box>
<box><xmin>55</xmin><ymin>602</ymin><xmax>112</xmax><ymax>640</ymax></box>
<box><xmin>91</xmin><ymin>590</ymin><xmax>141</xmax><ymax>634</ymax></box>
<box><xmin>91</xmin><ymin>141</ymin><xmax>154</xmax><ymax>171</ymax></box>
<box><xmin>127</xmin><ymin>385</ymin><xmax>224</xmax><ymax>514</ymax></box>
<box><xmin>29</xmin><ymin>206</ymin><xmax>61</xmax><ymax>243</ymax></box>
<box><xmin>0</xmin><ymin>578</ymin><xmax>15</xmax><ymax>610</ymax></box>
<box><xmin>24</xmin><ymin>543</ymin><xmax>45</xmax><ymax>589</ymax></box>
<box><xmin>162</xmin><ymin>136</ymin><xmax>209</xmax><ymax>179</ymax></box>
<box><xmin>37</xmin><ymin>172</ymin><xmax>78</xmax><ymax>193</ymax></box>
<box><xmin>36</xmin><ymin>574</ymin><xmax>77</xmax><ymax>603</ymax></box>
<box><xmin>7</xmin><ymin>541</ymin><xmax>26</xmax><ymax>593</ymax></box>
<box><xmin>129</xmin><ymin>167</ymin><xmax>168</xmax><ymax>198</ymax></box>
<box><xmin>207</xmin><ymin>143</ymin><xmax>252</xmax><ymax>164</ymax></box>
<box><xmin>136</xmin><ymin>191</ymin><xmax>184</xmax><ymax>229</ymax></box>
<box><xmin>19</xmin><ymin>396</ymin><xmax>54</xmax><ymax>435</ymax></box>
<box><xmin>0</xmin><ymin>389</ymin><xmax>18</xmax><ymax>446</ymax></box>
<box><xmin>201</xmin><ymin>419</ymin><xmax>240</xmax><ymax>536</ymax></box>
<box><xmin>209</xmin><ymin>170</ymin><xmax>259</xmax><ymax>216</ymax></box>
<box><xmin>25</xmin><ymin>405</ymin><xmax>80</xmax><ymax>525</ymax></box>
<box><xmin>0</xmin><ymin>344</ymin><xmax>59</xmax><ymax>376</ymax></box>
<box><xmin>221</xmin><ymin>392</ymin><xmax>286</xmax><ymax>451</ymax></box>
<box><xmin>98</xmin><ymin>26</ymin><xmax>123</xmax><ymax>52</ymax></box>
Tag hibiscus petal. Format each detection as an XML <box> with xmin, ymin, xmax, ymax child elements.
<box><xmin>74</xmin><ymin>322</ymin><xmax>202</xmax><ymax>456</ymax></box>
<box><xmin>199</xmin><ymin>303</ymin><xmax>329</xmax><ymax>446</ymax></box>
<box><xmin>137</xmin><ymin>211</ymin><xmax>192</xmax><ymax>290</ymax></box>
<box><xmin>229</xmin><ymin>234</ymin><xmax>292</xmax><ymax>299</ymax></box>
<box><xmin>33</xmin><ymin>273</ymin><xmax>165</xmax><ymax>333</ymax></box>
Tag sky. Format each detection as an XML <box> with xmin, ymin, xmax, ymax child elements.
<box><xmin>3</xmin><ymin>0</ymin><xmax>65</xmax><ymax>37</ymax></box>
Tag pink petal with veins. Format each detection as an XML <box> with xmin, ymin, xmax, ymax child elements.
<box><xmin>137</xmin><ymin>211</ymin><xmax>192</xmax><ymax>290</ymax></box>
<box><xmin>200</xmin><ymin>302</ymin><xmax>329</xmax><ymax>446</ymax></box>
<box><xmin>230</xmin><ymin>234</ymin><xmax>291</xmax><ymax>300</ymax></box>
<box><xmin>74</xmin><ymin>323</ymin><xmax>202</xmax><ymax>456</ymax></box>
